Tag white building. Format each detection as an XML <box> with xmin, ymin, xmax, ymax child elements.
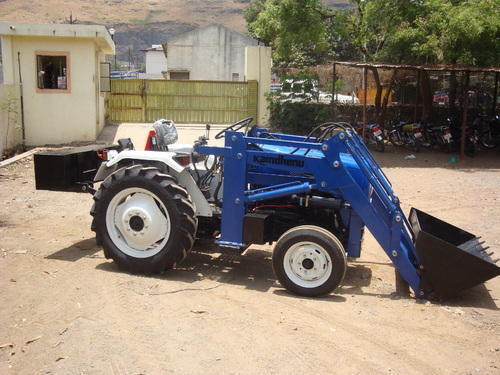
<box><xmin>0</xmin><ymin>22</ymin><xmax>115</xmax><ymax>147</ymax></box>
<box><xmin>142</xmin><ymin>44</ymin><xmax>167</xmax><ymax>79</ymax></box>
<box><xmin>165</xmin><ymin>24</ymin><xmax>258</xmax><ymax>81</ymax></box>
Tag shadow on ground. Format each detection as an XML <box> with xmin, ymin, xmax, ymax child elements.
<box><xmin>372</xmin><ymin>145</ymin><xmax>500</xmax><ymax>170</ymax></box>
<box><xmin>46</xmin><ymin>238</ymin><xmax>101</xmax><ymax>262</ymax></box>
<box><xmin>437</xmin><ymin>284</ymin><xmax>499</xmax><ymax>310</ymax></box>
<box><xmin>46</xmin><ymin>237</ymin><xmax>498</xmax><ymax>308</ymax></box>
<box><xmin>93</xmin><ymin>243</ymin><xmax>372</xmax><ymax>303</ymax></box>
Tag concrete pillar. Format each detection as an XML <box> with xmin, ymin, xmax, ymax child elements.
<box><xmin>245</xmin><ymin>46</ymin><xmax>272</xmax><ymax>126</ymax></box>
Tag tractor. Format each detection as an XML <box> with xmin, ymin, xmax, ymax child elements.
<box><xmin>34</xmin><ymin>118</ymin><xmax>499</xmax><ymax>298</ymax></box>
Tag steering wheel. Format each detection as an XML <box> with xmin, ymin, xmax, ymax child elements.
<box><xmin>214</xmin><ymin>117</ymin><xmax>254</xmax><ymax>139</ymax></box>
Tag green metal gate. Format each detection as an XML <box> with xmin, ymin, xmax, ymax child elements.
<box><xmin>107</xmin><ymin>79</ymin><xmax>258</xmax><ymax>124</ymax></box>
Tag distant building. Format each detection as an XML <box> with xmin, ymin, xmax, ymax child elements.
<box><xmin>142</xmin><ymin>44</ymin><xmax>167</xmax><ymax>79</ymax></box>
<box><xmin>164</xmin><ymin>24</ymin><xmax>258</xmax><ymax>81</ymax></box>
<box><xmin>0</xmin><ymin>22</ymin><xmax>115</xmax><ymax>146</ymax></box>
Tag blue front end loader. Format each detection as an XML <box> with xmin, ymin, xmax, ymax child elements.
<box><xmin>195</xmin><ymin>121</ymin><xmax>499</xmax><ymax>298</ymax></box>
<box><xmin>34</xmin><ymin>119</ymin><xmax>499</xmax><ymax>298</ymax></box>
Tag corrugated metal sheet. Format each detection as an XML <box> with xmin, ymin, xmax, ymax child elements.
<box><xmin>107</xmin><ymin>79</ymin><xmax>258</xmax><ymax>124</ymax></box>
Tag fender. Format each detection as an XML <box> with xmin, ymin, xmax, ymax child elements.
<box><xmin>106</xmin><ymin>150</ymin><xmax>186</xmax><ymax>173</ymax></box>
<box><xmin>95</xmin><ymin>150</ymin><xmax>213</xmax><ymax>217</ymax></box>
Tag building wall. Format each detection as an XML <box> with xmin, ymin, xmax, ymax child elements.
<box><xmin>145</xmin><ymin>50</ymin><xmax>167</xmax><ymax>78</ymax></box>
<box><xmin>167</xmin><ymin>24</ymin><xmax>258</xmax><ymax>81</ymax></box>
<box><xmin>1</xmin><ymin>35</ymin><xmax>102</xmax><ymax>145</ymax></box>
<box><xmin>97</xmin><ymin>51</ymin><xmax>107</xmax><ymax>135</ymax></box>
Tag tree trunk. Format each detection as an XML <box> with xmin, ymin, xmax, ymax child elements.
<box><xmin>380</xmin><ymin>69</ymin><xmax>398</xmax><ymax>125</ymax></box>
<box><xmin>449</xmin><ymin>70</ymin><xmax>458</xmax><ymax>115</ymax></box>
<box><xmin>368</xmin><ymin>67</ymin><xmax>382</xmax><ymax>121</ymax></box>
<box><xmin>419</xmin><ymin>70</ymin><xmax>433</xmax><ymax>121</ymax></box>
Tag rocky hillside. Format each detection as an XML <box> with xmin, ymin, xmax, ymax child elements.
<box><xmin>0</xmin><ymin>0</ymin><xmax>350</xmax><ymax>63</ymax></box>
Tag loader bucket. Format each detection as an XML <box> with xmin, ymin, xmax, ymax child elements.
<box><xmin>409</xmin><ymin>208</ymin><xmax>499</xmax><ymax>298</ymax></box>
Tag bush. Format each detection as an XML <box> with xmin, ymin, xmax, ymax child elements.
<box><xmin>268</xmin><ymin>100</ymin><xmax>459</xmax><ymax>135</ymax></box>
<box><xmin>269</xmin><ymin>101</ymin><xmax>333</xmax><ymax>135</ymax></box>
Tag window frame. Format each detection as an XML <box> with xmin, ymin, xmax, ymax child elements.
<box><xmin>35</xmin><ymin>51</ymin><xmax>71</xmax><ymax>94</ymax></box>
<box><xmin>168</xmin><ymin>70</ymin><xmax>190</xmax><ymax>80</ymax></box>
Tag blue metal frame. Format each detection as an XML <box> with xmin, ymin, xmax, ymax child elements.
<box><xmin>195</xmin><ymin>127</ymin><xmax>423</xmax><ymax>296</ymax></box>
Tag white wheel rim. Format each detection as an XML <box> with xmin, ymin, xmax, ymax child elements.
<box><xmin>283</xmin><ymin>241</ymin><xmax>333</xmax><ymax>288</ymax></box>
<box><xmin>106</xmin><ymin>187</ymin><xmax>171</xmax><ymax>258</ymax></box>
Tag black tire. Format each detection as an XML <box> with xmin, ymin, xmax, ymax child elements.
<box><xmin>272</xmin><ymin>225</ymin><xmax>347</xmax><ymax>297</ymax></box>
<box><xmin>375</xmin><ymin>139</ymin><xmax>385</xmax><ymax>152</ymax></box>
<box><xmin>480</xmin><ymin>132</ymin><xmax>498</xmax><ymax>149</ymax></box>
<box><xmin>411</xmin><ymin>139</ymin><xmax>421</xmax><ymax>152</ymax></box>
<box><xmin>90</xmin><ymin>165</ymin><xmax>197</xmax><ymax>273</ymax></box>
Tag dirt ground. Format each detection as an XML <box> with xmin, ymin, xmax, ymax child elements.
<box><xmin>1</xmin><ymin>137</ymin><xmax>499</xmax><ymax>375</ymax></box>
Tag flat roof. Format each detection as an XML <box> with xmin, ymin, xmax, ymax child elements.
<box><xmin>333</xmin><ymin>61</ymin><xmax>500</xmax><ymax>73</ymax></box>
<box><xmin>0</xmin><ymin>22</ymin><xmax>115</xmax><ymax>54</ymax></box>
<box><xmin>141</xmin><ymin>45</ymin><xmax>164</xmax><ymax>52</ymax></box>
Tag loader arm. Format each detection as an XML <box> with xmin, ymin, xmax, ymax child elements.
<box><xmin>196</xmin><ymin>127</ymin><xmax>499</xmax><ymax>298</ymax></box>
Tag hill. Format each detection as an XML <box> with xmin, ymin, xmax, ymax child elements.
<box><xmin>0</xmin><ymin>0</ymin><xmax>351</xmax><ymax>63</ymax></box>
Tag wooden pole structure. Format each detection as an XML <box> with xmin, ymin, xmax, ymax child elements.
<box><xmin>460</xmin><ymin>71</ymin><xmax>470</xmax><ymax>156</ymax></box>
<box><xmin>492</xmin><ymin>72</ymin><xmax>499</xmax><ymax>118</ymax></box>
<box><xmin>331</xmin><ymin>62</ymin><xmax>336</xmax><ymax>121</ymax></box>
<box><xmin>414</xmin><ymin>70</ymin><xmax>420</xmax><ymax>123</ymax></box>
<box><xmin>362</xmin><ymin>66</ymin><xmax>367</xmax><ymax>140</ymax></box>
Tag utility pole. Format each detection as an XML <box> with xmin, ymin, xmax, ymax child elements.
<box><xmin>128</xmin><ymin>47</ymin><xmax>131</xmax><ymax>71</ymax></box>
<box><xmin>65</xmin><ymin>12</ymin><xmax>78</xmax><ymax>24</ymax></box>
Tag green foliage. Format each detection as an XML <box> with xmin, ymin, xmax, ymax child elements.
<box><xmin>269</xmin><ymin>101</ymin><xmax>332</xmax><ymax>134</ymax></box>
<box><xmin>246</xmin><ymin>0</ymin><xmax>500</xmax><ymax>67</ymax></box>
<box><xmin>244</xmin><ymin>0</ymin><xmax>267</xmax><ymax>26</ymax></box>
<box><xmin>249</xmin><ymin>0</ymin><xmax>498</xmax><ymax>133</ymax></box>
<box><xmin>246</xmin><ymin>0</ymin><xmax>333</xmax><ymax>67</ymax></box>
<box><xmin>432</xmin><ymin>0</ymin><xmax>499</xmax><ymax>66</ymax></box>
<box><xmin>346</xmin><ymin>0</ymin><xmax>499</xmax><ymax>66</ymax></box>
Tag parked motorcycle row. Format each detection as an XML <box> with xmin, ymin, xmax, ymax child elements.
<box><xmin>352</xmin><ymin>115</ymin><xmax>499</xmax><ymax>155</ymax></box>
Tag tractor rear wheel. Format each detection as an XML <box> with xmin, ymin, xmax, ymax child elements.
<box><xmin>91</xmin><ymin>165</ymin><xmax>197</xmax><ymax>273</ymax></box>
<box><xmin>272</xmin><ymin>225</ymin><xmax>347</xmax><ymax>297</ymax></box>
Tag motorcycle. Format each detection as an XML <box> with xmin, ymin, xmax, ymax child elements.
<box><xmin>352</xmin><ymin>121</ymin><xmax>385</xmax><ymax>152</ymax></box>
<box><xmin>476</xmin><ymin>115</ymin><xmax>500</xmax><ymax>149</ymax></box>
<box><xmin>448</xmin><ymin>117</ymin><xmax>481</xmax><ymax>156</ymax></box>
<box><xmin>421</xmin><ymin>122</ymin><xmax>454</xmax><ymax>153</ymax></box>
<box><xmin>389</xmin><ymin>121</ymin><xmax>423</xmax><ymax>152</ymax></box>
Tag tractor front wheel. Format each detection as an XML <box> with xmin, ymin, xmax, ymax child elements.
<box><xmin>91</xmin><ymin>165</ymin><xmax>197</xmax><ymax>273</ymax></box>
<box><xmin>272</xmin><ymin>225</ymin><xmax>347</xmax><ymax>297</ymax></box>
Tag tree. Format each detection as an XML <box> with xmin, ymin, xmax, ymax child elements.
<box><xmin>248</xmin><ymin>0</ymin><xmax>499</xmax><ymax>67</ymax></box>
<box><xmin>370</xmin><ymin>0</ymin><xmax>499</xmax><ymax>67</ymax></box>
<box><xmin>246</xmin><ymin>0</ymin><xmax>334</xmax><ymax>67</ymax></box>
<box><xmin>343</xmin><ymin>0</ymin><xmax>499</xmax><ymax>119</ymax></box>
<box><xmin>247</xmin><ymin>0</ymin><xmax>499</xmax><ymax>121</ymax></box>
